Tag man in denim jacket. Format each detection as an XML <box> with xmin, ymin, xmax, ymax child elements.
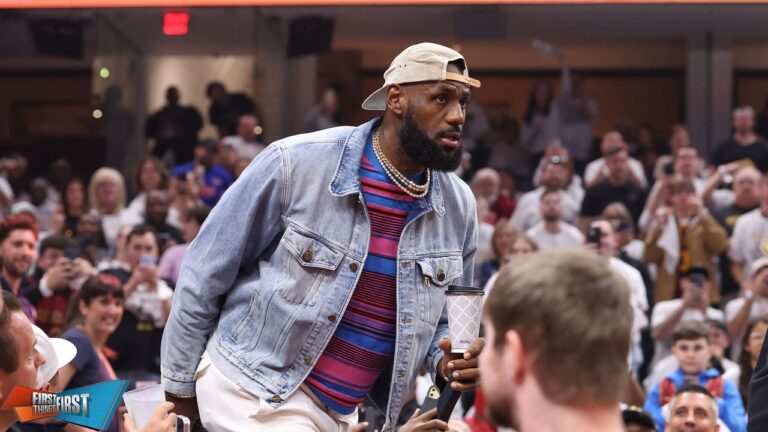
<box><xmin>161</xmin><ymin>42</ymin><xmax>482</xmax><ymax>431</ymax></box>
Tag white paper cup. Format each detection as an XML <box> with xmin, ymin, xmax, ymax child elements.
<box><xmin>122</xmin><ymin>383</ymin><xmax>165</xmax><ymax>429</ymax></box>
<box><xmin>446</xmin><ymin>285</ymin><xmax>484</xmax><ymax>354</ymax></box>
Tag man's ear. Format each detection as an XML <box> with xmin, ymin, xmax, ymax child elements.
<box><xmin>503</xmin><ymin>330</ymin><xmax>526</xmax><ymax>382</ymax></box>
<box><xmin>385</xmin><ymin>85</ymin><xmax>406</xmax><ymax>116</ymax></box>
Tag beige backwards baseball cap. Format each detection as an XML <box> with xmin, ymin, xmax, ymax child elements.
<box><xmin>362</xmin><ymin>42</ymin><xmax>481</xmax><ymax>111</ymax></box>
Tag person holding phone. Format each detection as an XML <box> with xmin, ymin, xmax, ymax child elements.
<box><xmin>26</xmin><ymin>234</ymin><xmax>94</xmax><ymax>337</ymax></box>
<box><xmin>100</xmin><ymin>225</ymin><xmax>172</xmax><ymax>383</ymax></box>
<box><xmin>644</xmin><ymin>178</ymin><xmax>729</xmax><ymax>305</ymax></box>
<box><xmin>585</xmin><ymin>219</ymin><xmax>649</xmax><ymax>375</ymax></box>
<box><xmin>650</xmin><ymin>267</ymin><xmax>726</xmax><ymax>368</ymax></box>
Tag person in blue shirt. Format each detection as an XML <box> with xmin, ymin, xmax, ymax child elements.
<box><xmin>645</xmin><ymin>320</ymin><xmax>745</xmax><ymax>432</ymax></box>
<box><xmin>170</xmin><ymin>139</ymin><xmax>232</xmax><ymax>208</ymax></box>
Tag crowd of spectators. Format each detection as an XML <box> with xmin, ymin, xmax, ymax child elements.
<box><xmin>1</xmin><ymin>69</ymin><xmax>768</xmax><ymax>432</ymax></box>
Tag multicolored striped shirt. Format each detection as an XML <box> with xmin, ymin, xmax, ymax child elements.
<box><xmin>304</xmin><ymin>130</ymin><xmax>422</xmax><ymax>414</ymax></box>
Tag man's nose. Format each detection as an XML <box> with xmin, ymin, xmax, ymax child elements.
<box><xmin>446</xmin><ymin>102</ymin><xmax>465</xmax><ymax>127</ymax></box>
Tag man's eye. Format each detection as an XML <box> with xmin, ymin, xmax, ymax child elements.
<box><xmin>435</xmin><ymin>95</ymin><xmax>447</xmax><ymax>103</ymax></box>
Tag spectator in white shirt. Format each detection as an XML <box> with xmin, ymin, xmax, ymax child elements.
<box><xmin>511</xmin><ymin>159</ymin><xmax>581</xmax><ymax>232</ymax></box>
<box><xmin>650</xmin><ymin>266</ymin><xmax>725</xmax><ymax>366</ymax></box>
<box><xmin>220</xmin><ymin>114</ymin><xmax>265</xmax><ymax>165</ymax></box>
<box><xmin>587</xmin><ymin>219</ymin><xmax>649</xmax><ymax>373</ymax></box>
<box><xmin>726</xmin><ymin>256</ymin><xmax>768</xmax><ymax>361</ymax></box>
<box><xmin>525</xmin><ymin>188</ymin><xmax>583</xmax><ymax>251</ymax></box>
<box><xmin>729</xmin><ymin>173</ymin><xmax>768</xmax><ymax>290</ymax></box>
<box><xmin>584</xmin><ymin>131</ymin><xmax>649</xmax><ymax>189</ymax></box>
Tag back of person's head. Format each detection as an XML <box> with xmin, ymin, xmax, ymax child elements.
<box><xmin>0</xmin><ymin>213</ymin><xmax>38</xmax><ymax>244</ymax></box>
<box><xmin>66</xmin><ymin>274</ymin><xmax>124</xmax><ymax>326</ymax></box>
<box><xmin>0</xmin><ymin>291</ymin><xmax>23</xmax><ymax>374</ymax></box>
<box><xmin>485</xmin><ymin>250</ymin><xmax>632</xmax><ymax>406</ymax></box>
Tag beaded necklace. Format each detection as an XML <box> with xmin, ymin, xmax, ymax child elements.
<box><xmin>372</xmin><ymin>129</ymin><xmax>430</xmax><ymax>198</ymax></box>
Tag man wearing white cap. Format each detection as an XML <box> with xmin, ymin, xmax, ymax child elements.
<box><xmin>12</xmin><ymin>325</ymin><xmax>78</xmax><ymax>432</ymax></box>
<box><xmin>725</xmin><ymin>256</ymin><xmax>768</xmax><ymax>359</ymax></box>
<box><xmin>162</xmin><ymin>43</ymin><xmax>483</xmax><ymax>431</ymax></box>
<box><xmin>31</xmin><ymin>324</ymin><xmax>77</xmax><ymax>392</ymax></box>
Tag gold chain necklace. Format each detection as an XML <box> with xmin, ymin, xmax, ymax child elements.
<box><xmin>372</xmin><ymin>129</ymin><xmax>430</xmax><ymax>198</ymax></box>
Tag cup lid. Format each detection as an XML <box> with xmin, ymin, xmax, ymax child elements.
<box><xmin>446</xmin><ymin>285</ymin><xmax>483</xmax><ymax>295</ymax></box>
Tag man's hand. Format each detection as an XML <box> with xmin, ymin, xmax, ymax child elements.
<box><xmin>46</xmin><ymin>258</ymin><xmax>75</xmax><ymax>291</ymax></box>
<box><xmin>72</xmin><ymin>257</ymin><xmax>94</xmax><ymax>278</ymax></box>
<box><xmin>124</xmin><ymin>401</ymin><xmax>176</xmax><ymax>432</ymax></box>
<box><xmin>437</xmin><ymin>338</ymin><xmax>485</xmax><ymax>392</ymax></box>
<box><xmin>164</xmin><ymin>393</ymin><xmax>199</xmax><ymax>423</ymax></box>
<box><xmin>134</xmin><ymin>264</ymin><xmax>160</xmax><ymax>289</ymax></box>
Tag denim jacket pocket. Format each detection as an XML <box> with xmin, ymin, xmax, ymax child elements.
<box><xmin>277</xmin><ymin>225</ymin><xmax>345</xmax><ymax>305</ymax></box>
<box><xmin>416</xmin><ymin>255</ymin><xmax>463</xmax><ymax>325</ymax></box>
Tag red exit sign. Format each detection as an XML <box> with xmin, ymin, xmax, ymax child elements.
<box><xmin>163</xmin><ymin>12</ymin><xmax>188</xmax><ymax>36</ymax></box>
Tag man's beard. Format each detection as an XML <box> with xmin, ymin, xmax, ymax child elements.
<box><xmin>1</xmin><ymin>257</ymin><xmax>29</xmax><ymax>278</ymax></box>
<box><xmin>542</xmin><ymin>213</ymin><xmax>560</xmax><ymax>222</ymax></box>
<box><xmin>486</xmin><ymin>391</ymin><xmax>519</xmax><ymax>430</ymax></box>
<box><xmin>398</xmin><ymin>109</ymin><xmax>463</xmax><ymax>172</ymax></box>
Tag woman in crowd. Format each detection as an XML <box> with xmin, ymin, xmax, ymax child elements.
<box><xmin>509</xmin><ymin>233</ymin><xmax>539</xmax><ymax>256</ymax></box>
<box><xmin>127</xmin><ymin>157</ymin><xmax>168</xmax><ymax>218</ymax></box>
<box><xmin>739</xmin><ymin>316</ymin><xmax>768</xmax><ymax>406</ymax></box>
<box><xmin>62</xmin><ymin>178</ymin><xmax>88</xmax><ymax>238</ymax></box>
<box><xmin>477</xmin><ymin>219</ymin><xmax>517</xmax><ymax>288</ymax></box>
<box><xmin>521</xmin><ymin>79</ymin><xmax>559</xmax><ymax>171</ymax></box>
<box><xmin>88</xmin><ymin>167</ymin><xmax>142</xmax><ymax>248</ymax></box>
<box><xmin>59</xmin><ymin>274</ymin><xmax>125</xmax><ymax>432</ymax></box>
<box><xmin>482</xmin><ymin>233</ymin><xmax>539</xmax><ymax>295</ymax></box>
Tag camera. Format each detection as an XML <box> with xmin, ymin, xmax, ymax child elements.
<box><xmin>586</xmin><ymin>226</ymin><xmax>602</xmax><ymax>246</ymax></box>
<box><xmin>662</xmin><ymin>161</ymin><xmax>674</xmax><ymax>176</ymax></box>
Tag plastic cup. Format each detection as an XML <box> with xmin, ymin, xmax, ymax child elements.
<box><xmin>122</xmin><ymin>383</ymin><xmax>165</xmax><ymax>429</ymax></box>
<box><xmin>445</xmin><ymin>285</ymin><xmax>484</xmax><ymax>354</ymax></box>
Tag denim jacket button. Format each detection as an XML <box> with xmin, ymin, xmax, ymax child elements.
<box><xmin>272</xmin><ymin>395</ymin><xmax>282</xmax><ymax>403</ymax></box>
<box><xmin>397</xmin><ymin>371</ymin><xmax>405</xmax><ymax>378</ymax></box>
<box><xmin>302</xmin><ymin>250</ymin><xmax>313</xmax><ymax>262</ymax></box>
<box><xmin>304</xmin><ymin>355</ymin><xmax>312</xmax><ymax>365</ymax></box>
<box><xmin>328</xmin><ymin>314</ymin><xmax>337</xmax><ymax>322</ymax></box>
<box><xmin>437</xmin><ymin>270</ymin><xmax>446</xmax><ymax>282</ymax></box>
<box><xmin>349</xmin><ymin>262</ymin><xmax>359</xmax><ymax>272</ymax></box>
<box><xmin>401</xmin><ymin>261</ymin><xmax>411</xmax><ymax>269</ymax></box>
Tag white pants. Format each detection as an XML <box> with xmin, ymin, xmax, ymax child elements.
<box><xmin>195</xmin><ymin>353</ymin><xmax>359</xmax><ymax>432</ymax></box>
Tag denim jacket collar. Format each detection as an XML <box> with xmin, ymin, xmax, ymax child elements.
<box><xmin>329</xmin><ymin>117</ymin><xmax>446</xmax><ymax>216</ymax></box>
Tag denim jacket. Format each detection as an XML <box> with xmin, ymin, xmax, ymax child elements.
<box><xmin>161</xmin><ymin>118</ymin><xmax>478</xmax><ymax>429</ymax></box>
